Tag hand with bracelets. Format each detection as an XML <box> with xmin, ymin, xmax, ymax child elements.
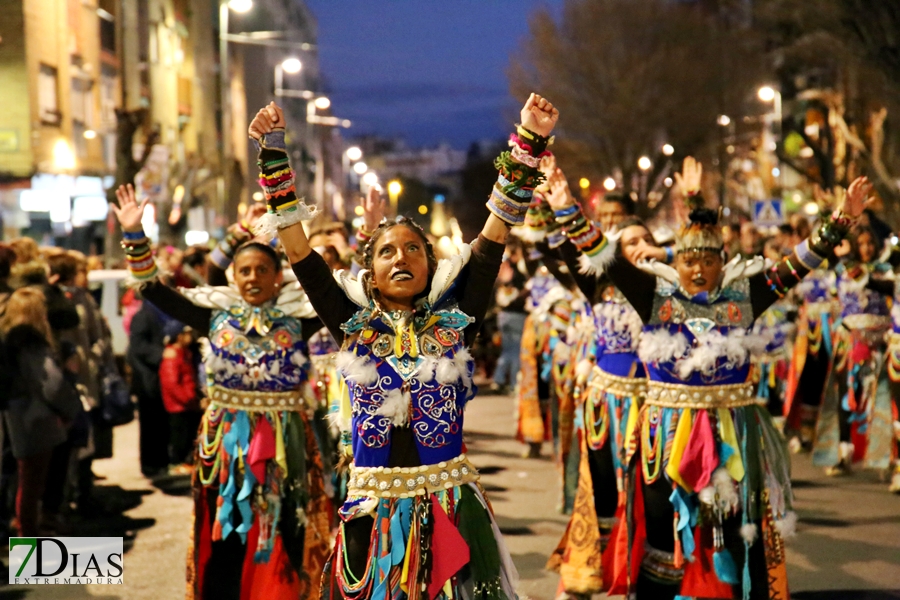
<box><xmin>810</xmin><ymin>176</ymin><xmax>874</xmax><ymax>256</ymax></box>
<box><xmin>486</xmin><ymin>94</ymin><xmax>559</xmax><ymax>228</ymax></box>
<box><xmin>112</xmin><ymin>184</ymin><xmax>159</xmax><ymax>282</ymax></box>
<box><xmin>356</xmin><ymin>185</ymin><xmax>386</xmax><ymax>246</ymax></box>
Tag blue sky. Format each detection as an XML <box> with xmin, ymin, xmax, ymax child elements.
<box><xmin>305</xmin><ymin>1</ymin><xmax>561</xmax><ymax>148</ymax></box>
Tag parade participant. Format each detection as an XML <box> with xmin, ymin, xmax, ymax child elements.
<box><xmin>749</xmin><ymin>295</ymin><xmax>796</xmax><ymax>421</ymax></box>
<box><xmin>111</xmin><ymin>185</ymin><xmax>331</xmax><ymax>600</ymax></box>
<box><xmin>813</xmin><ymin>224</ymin><xmax>893</xmax><ymax>477</ymax></box>
<box><xmin>545</xmin><ymin>167</ymin><xmax>668</xmax><ymax>599</ymax></box>
<box><xmin>248</xmin><ymin>94</ymin><xmax>558</xmax><ymax>599</ymax></box>
<box><xmin>546</xmin><ymin>157</ymin><xmax>872</xmax><ymax>600</ymax></box>
<box><xmin>884</xmin><ymin>245</ymin><xmax>900</xmax><ymax>492</ymax></box>
<box><xmin>783</xmin><ymin>260</ymin><xmax>837</xmax><ymax>452</ymax></box>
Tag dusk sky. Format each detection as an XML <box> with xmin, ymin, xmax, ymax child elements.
<box><xmin>305</xmin><ymin>1</ymin><xmax>561</xmax><ymax>149</ymax></box>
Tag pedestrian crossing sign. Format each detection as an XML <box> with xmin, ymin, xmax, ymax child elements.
<box><xmin>753</xmin><ymin>199</ymin><xmax>783</xmax><ymax>227</ymax></box>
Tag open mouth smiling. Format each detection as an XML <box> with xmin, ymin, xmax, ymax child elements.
<box><xmin>391</xmin><ymin>270</ymin><xmax>414</xmax><ymax>281</ymax></box>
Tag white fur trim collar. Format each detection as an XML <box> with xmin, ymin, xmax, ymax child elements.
<box><xmin>179</xmin><ymin>281</ymin><xmax>316</xmax><ymax>318</ymax></box>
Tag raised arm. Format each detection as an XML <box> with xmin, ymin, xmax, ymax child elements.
<box><xmin>247</xmin><ymin>102</ymin><xmax>356</xmax><ymax>342</ymax></box>
<box><xmin>543</xmin><ymin>168</ymin><xmax>657</xmax><ymax>321</ymax></box>
<box><xmin>749</xmin><ymin>176</ymin><xmax>874</xmax><ymax>318</ymax></box>
<box><xmin>207</xmin><ymin>203</ymin><xmax>267</xmax><ymax>286</ymax></box>
<box><xmin>111</xmin><ymin>185</ymin><xmax>212</xmax><ymax>334</ymax></box>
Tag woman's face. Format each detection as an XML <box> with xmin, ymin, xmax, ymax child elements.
<box><xmin>370</xmin><ymin>225</ymin><xmax>430</xmax><ymax>309</ymax></box>
<box><xmin>233</xmin><ymin>250</ymin><xmax>282</xmax><ymax>306</ymax></box>
<box><xmin>857</xmin><ymin>232</ymin><xmax>876</xmax><ymax>263</ymax></box>
<box><xmin>676</xmin><ymin>251</ymin><xmax>724</xmax><ymax>296</ymax></box>
<box><xmin>619</xmin><ymin>224</ymin><xmax>656</xmax><ymax>265</ymax></box>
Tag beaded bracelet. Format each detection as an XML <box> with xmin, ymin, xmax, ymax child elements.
<box><xmin>764</xmin><ymin>270</ymin><xmax>786</xmax><ymax>298</ymax></box>
<box><xmin>123</xmin><ymin>230</ymin><xmax>146</xmax><ymax>241</ymax></box>
<box><xmin>664</xmin><ymin>246</ymin><xmax>675</xmax><ymax>264</ymax></box>
<box><xmin>553</xmin><ymin>204</ymin><xmax>581</xmax><ymax>224</ymax></box>
<box><xmin>486</xmin><ymin>184</ymin><xmax>529</xmax><ymax>226</ymax></box>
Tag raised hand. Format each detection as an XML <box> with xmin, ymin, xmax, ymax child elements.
<box><xmin>248</xmin><ymin>101</ymin><xmax>285</xmax><ymax>140</ymax></box>
<box><xmin>674</xmin><ymin>156</ymin><xmax>703</xmax><ymax>195</ymax></box>
<box><xmin>546</xmin><ymin>168</ymin><xmax>575</xmax><ymax>210</ymax></box>
<box><xmin>362</xmin><ymin>185</ymin><xmax>385</xmax><ymax>232</ymax></box>
<box><xmin>539</xmin><ymin>153</ymin><xmax>557</xmax><ymax>178</ymax></box>
<box><xmin>841</xmin><ymin>176</ymin><xmax>874</xmax><ymax>218</ymax></box>
<box><xmin>520</xmin><ymin>93</ymin><xmax>559</xmax><ymax>138</ymax></box>
<box><xmin>111</xmin><ymin>184</ymin><xmax>148</xmax><ymax>233</ymax></box>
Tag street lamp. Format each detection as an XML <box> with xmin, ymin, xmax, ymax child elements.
<box><xmin>758</xmin><ymin>86</ymin><xmax>776</xmax><ymax>102</ymax></box>
<box><xmin>352</xmin><ymin>161</ymin><xmax>368</xmax><ymax>175</ymax></box>
<box><xmin>603</xmin><ymin>177</ymin><xmax>616</xmax><ymax>191</ymax></box>
<box><xmin>579</xmin><ymin>178</ymin><xmax>590</xmax><ymax>190</ymax></box>
<box><xmin>717</xmin><ymin>114</ymin><xmax>731</xmax><ymax>127</ymax></box>
<box><xmin>662</xmin><ymin>144</ymin><xmax>674</xmax><ymax>156</ymax></box>
<box><xmin>281</xmin><ymin>57</ymin><xmax>302</xmax><ymax>74</ymax></box>
<box><xmin>346</xmin><ymin>146</ymin><xmax>362</xmax><ymax>161</ymax></box>
<box><xmin>227</xmin><ymin>0</ymin><xmax>252</xmax><ymax>11</ymax></box>
<box><xmin>362</xmin><ymin>172</ymin><xmax>379</xmax><ymax>187</ymax></box>
<box><xmin>314</xmin><ymin>97</ymin><xmax>331</xmax><ymax>110</ymax></box>
<box><xmin>638</xmin><ymin>156</ymin><xmax>652</xmax><ymax>171</ymax></box>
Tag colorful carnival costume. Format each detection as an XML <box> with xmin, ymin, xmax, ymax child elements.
<box><xmin>548</xmin><ymin>195</ymin><xmax>856</xmax><ymax>600</ymax></box>
<box><xmin>265</xmin><ymin>113</ymin><xmax>551</xmax><ymax>598</ymax></box>
<box><xmin>884</xmin><ymin>267</ymin><xmax>900</xmax><ymax>492</ymax></box>
<box><xmin>750</xmin><ymin>296</ymin><xmax>796</xmax><ymax>419</ymax></box>
<box><xmin>120</xmin><ymin>234</ymin><xmax>332</xmax><ymax>599</ymax></box>
<box><xmin>812</xmin><ymin>260</ymin><xmax>893</xmax><ymax>475</ymax></box>
<box><xmin>783</xmin><ymin>269</ymin><xmax>837</xmax><ymax>450</ymax></box>
<box><xmin>546</xmin><ymin>225</ymin><xmax>647</xmax><ymax>597</ymax></box>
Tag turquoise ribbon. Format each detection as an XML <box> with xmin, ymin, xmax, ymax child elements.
<box><xmin>218</xmin><ymin>411</ymin><xmax>255</xmax><ymax>543</ymax></box>
<box><xmin>669</xmin><ymin>486</ymin><xmax>697</xmax><ymax>562</ymax></box>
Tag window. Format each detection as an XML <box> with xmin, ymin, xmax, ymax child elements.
<box><xmin>38</xmin><ymin>64</ymin><xmax>61</xmax><ymax>125</ymax></box>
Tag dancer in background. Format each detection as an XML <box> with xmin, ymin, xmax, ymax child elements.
<box><xmin>813</xmin><ymin>223</ymin><xmax>893</xmax><ymax>476</ymax></box>
<box><xmin>111</xmin><ymin>185</ymin><xmax>331</xmax><ymax>599</ymax></box>
<box><xmin>248</xmin><ymin>94</ymin><xmax>557</xmax><ymax>599</ymax></box>
<box><xmin>546</xmin><ymin>157</ymin><xmax>872</xmax><ymax>600</ymax></box>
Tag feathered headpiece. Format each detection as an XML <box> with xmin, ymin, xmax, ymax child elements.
<box><xmin>675</xmin><ymin>193</ymin><xmax>724</xmax><ymax>256</ymax></box>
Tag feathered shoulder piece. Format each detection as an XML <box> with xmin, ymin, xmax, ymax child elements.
<box><xmin>334</xmin><ymin>244</ymin><xmax>473</xmax><ymax>309</ymax></box>
<box><xmin>178</xmin><ymin>282</ymin><xmax>316</xmax><ymax>318</ymax></box>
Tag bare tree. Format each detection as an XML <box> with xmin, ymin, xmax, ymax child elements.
<box><xmin>509</xmin><ymin>0</ymin><xmax>767</xmax><ymax>213</ymax></box>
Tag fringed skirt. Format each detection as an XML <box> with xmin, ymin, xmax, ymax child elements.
<box><xmin>547</xmin><ymin>365</ymin><xmax>644</xmax><ymax>595</ymax></box>
<box><xmin>610</xmin><ymin>381</ymin><xmax>793</xmax><ymax>599</ymax></box>
<box><xmin>813</xmin><ymin>323</ymin><xmax>893</xmax><ymax>469</ymax></box>
<box><xmin>321</xmin><ymin>459</ymin><xmax>518</xmax><ymax>600</ymax></box>
<box><xmin>187</xmin><ymin>392</ymin><xmax>332</xmax><ymax>600</ymax></box>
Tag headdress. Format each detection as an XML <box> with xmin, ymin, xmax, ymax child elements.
<box><xmin>675</xmin><ymin>194</ymin><xmax>724</xmax><ymax>256</ymax></box>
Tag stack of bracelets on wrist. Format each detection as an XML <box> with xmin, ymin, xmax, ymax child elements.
<box><xmin>356</xmin><ymin>225</ymin><xmax>375</xmax><ymax>245</ymax></box>
<box><xmin>554</xmin><ymin>203</ymin><xmax>609</xmax><ymax>260</ymax></box>
<box><xmin>210</xmin><ymin>222</ymin><xmax>250</xmax><ymax>270</ymax></box>
<box><xmin>121</xmin><ymin>230</ymin><xmax>158</xmax><ymax>282</ymax></box>
<box><xmin>487</xmin><ymin>126</ymin><xmax>553</xmax><ymax>226</ymax></box>
<box><xmin>808</xmin><ymin>210</ymin><xmax>857</xmax><ymax>257</ymax></box>
<box><xmin>252</xmin><ymin>130</ymin><xmax>317</xmax><ymax>236</ymax></box>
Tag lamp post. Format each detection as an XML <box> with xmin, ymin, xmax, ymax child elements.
<box><xmin>219</xmin><ymin>0</ymin><xmax>253</xmax><ymax>221</ymax></box>
<box><xmin>758</xmin><ymin>85</ymin><xmax>783</xmax><ymax>187</ymax></box>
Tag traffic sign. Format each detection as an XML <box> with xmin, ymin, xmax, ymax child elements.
<box><xmin>752</xmin><ymin>199</ymin><xmax>784</xmax><ymax>227</ymax></box>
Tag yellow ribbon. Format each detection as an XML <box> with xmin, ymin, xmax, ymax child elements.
<box><xmin>665</xmin><ymin>409</ymin><xmax>693</xmax><ymax>491</ymax></box>
<box><xmin>717</xmin><ymin>408</ymin><xmax>745</xmax><ymax>481</ymax></box>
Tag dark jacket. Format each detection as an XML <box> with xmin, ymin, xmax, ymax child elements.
<box><xmin>126</xmin><ymin>301</ymin><xmax>171</xmax><ymax>400</ymax></box>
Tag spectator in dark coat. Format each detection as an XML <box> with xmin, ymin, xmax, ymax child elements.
<box><xmin>127</xmin><ymin>299</ymin><xmax>173</xmax><ymax>477</ymax></box>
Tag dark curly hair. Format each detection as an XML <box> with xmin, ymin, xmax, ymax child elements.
<box><xmin>361</xmin><ymin>216</ymin><xmax>439</xmax><ymax>305</ymax></box>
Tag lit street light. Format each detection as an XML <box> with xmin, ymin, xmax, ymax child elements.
<box><xmin>83</xmin><ymin>129</ymin><xmax>97</xmax><ymax>140</ymax></box>
<box><xmin>638</xmin><ymin>156</ymin><xmax>652</xmax><ymax>171</ymax></box>
<box><xmin>362</xmin><ymin>172</ymin><xmax>379</xmax><ymax>186</ymax></box>
<box><xmin>603</xmin><ymin>177</ymin><xmax>616</xmax><ymax>191</ymax></box>
<box><xmin>352</xmin><ymin>161</ymin><xmax>368</xmax><ymax>175</ymax></box>
<box><xmin>717</xmin><ymin>115</ymin><xmax>731</xmax><ymax>126</ymax></box>
<box><xmin>314</xmin><ymin>97</ymin><xmax>331</xmax><ymax>110</ymax></box>
<box><xmin>662</xmin><ymin>144</ymin><xmax>674</xmax><ymax>156</ymax></box>
<box><xmin>418</xmin><ymin>205</ymin><xmax>428</xmax><ymax>215</ymax></box>
<box><xmin>281</xmin><ymin>57</ymin><xmax>302</xmax><ymax>74</ymax></box>
<box><xmin>579</xmin><ymin>178</ymin><xmax>590</xmax><ymax>190</ymax></box>
<box><xmin>346</xmin><ymin>146</ymin><xmax>362</xmax><ymax>161</ymax></box>
<box><xmin>758</xmin><ymin>86</ymin><xmax>776</xmax><ymax>102</ymax></box>
<box><xmin>227</xmin><ymin>0</ymin><xmax>252</xmax><ymax>12</ymax></box>
<box><xmin>388</xmin><ymin>180</ymin><xmax>403</xmax><ymax>198</ymax></box>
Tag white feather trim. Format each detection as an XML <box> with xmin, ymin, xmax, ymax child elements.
<box><xmin>576</xmin><ymin>358</ymin><xmax>594</xmax><ymax>379</ymax></box>
<box><xmin>740</xmin><ymin>523</ymin><xmax>759</xmax><ymax>544</ymax></box>
<box><xmin>436</xmin><ymin>357</ymin><xmax>461</xmax><ymax>385</ymax></box>
<box><xmin>513</xmin><ymin>227</ymin><xmax>547</xmax><ymax>243</ymax></box>
<box><xmin>636</xmin><ymin>259</ymin><xmax>680</xmax><ymax>284</ymax></box>
<box><xmin>774</xmin><ymin>511</ymin><xmax>798</xmax><ymax>539</ymax></box>
<box><xmin>721</xmin><ymin>256</ymin><xmax>766</xmax><ymax>290</ymax></box>
<box><xmin>252</xmin><ymin>203</ymin><xmax>318</xmax><ymax>239</ymax></box>
<box><xmin>713</xmin><ymin>467</ymin><xmax>739</xmax><ymax>513</ymax></box>
<box><xmin>335</xmin><ymin>351</ymin><xmax>379</xmax><ymax>387</ymax></box>
<box><xmin>428</xmin><ymin>244</ymin><xmax>472</xmax><ymax>305</ymax></box>
<box><xmin>334</xmin><ymin>269</ymin><xmax>369</xmax><ymax>307</ymax></box>
<box><xmin>698</xmin><ymin>486</ymin><xmax>716</xmax><ymax>506</ymax></box>
<box><xmin>453</xmin><ymin>348</ymin><xmax>475</xmax><ymax>391</ymax></box>
<box><xmin>417</xmin><ymin>357</ymin><xmax>438</xmax><ymax>383</ymax></box>
<box><xmin>576</xmin><ymin>229</ymin><xmax>621</xmax><ymax>276</ymax></box>
<box><xmin>376</xmin><ymin>388</ymin><xmax>410</xmax><ymax>426</ymax></box>
<box><xmin>638</xmin><ymin>329</ymin><xmax>689</xmax><ymax>364</ymax></box>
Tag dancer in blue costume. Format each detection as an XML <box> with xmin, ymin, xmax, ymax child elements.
<box><xmin>112</xmin><ymin>186</ymin><xmax>332</xmax><ymax>600</ymax></box>
<box><xmin>247</xmin><ymin>95</ymin><xmax>559</xmax><ymax>599</ymax></box>
<box><xmin>545</xmin><ymin>158</ymin><xmax>873</xmax><ymax>600</ymax></box>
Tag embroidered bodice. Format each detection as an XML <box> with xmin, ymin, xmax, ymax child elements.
<box><xmin>181</xmin><ymin>284</ymin><xmax>315</xmax><ymax>393</ymax></box>
<box><xmin>835</xmin><ymin>262</ymin><xmax>891</xmax><ymax>325</ymax></box>
<box><xmin>592</xmin><ymin>284</ymin><xmax>643</xmax><ymax>377</ymax></box>
<box><xmin>750</xmin><ymin>297</ymin><xmax>796</xmax><ymax>356</ymax></box>
<box><xmin>332</xmin><ymin>246</ymin><xmax>478</xmax><ymax>469</ymax></box>
<box><xmin>637</xmin><ymin>262</ymin><xmax>767</xmax><ymax>387</ymax></box>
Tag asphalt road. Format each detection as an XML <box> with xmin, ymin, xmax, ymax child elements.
<box><xmin>3</xmin><ymin>392</ymin><xmax>899</xmax><ymax>599</ymax></box>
